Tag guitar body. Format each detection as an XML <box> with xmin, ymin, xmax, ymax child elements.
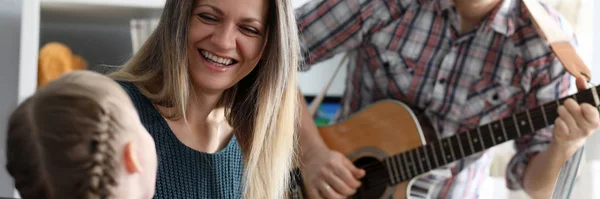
<box><xmin>315</xmin><ymin>100</ymin><xmax>432</xmax><ymax>199</ymax></box>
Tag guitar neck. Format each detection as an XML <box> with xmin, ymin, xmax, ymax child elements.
<box><xmin>383</xmin><ymin>85</ymin><xmax>600</xmax><ymax>185</ymax></box>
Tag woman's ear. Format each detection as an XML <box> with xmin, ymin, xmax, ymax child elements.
<box><xmin>123</xmin><ymin>142</ymin><xmax>143</xmax><ymax>173</ymax></box>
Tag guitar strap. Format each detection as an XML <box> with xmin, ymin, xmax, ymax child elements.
<box><xmin>307</xmin><ymin>53</ymin><xmax>349</xmax><ymax>117</ymax></box>
<box><xmin>522</xmin><ymin>0</ymin><xmax>591</xmax><ymax>82</ymax></box>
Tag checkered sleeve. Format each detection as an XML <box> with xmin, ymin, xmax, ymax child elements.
<box><xmin>505</xmin><ymin>58</ymin><xmax>571</xmax><ymax>190</ymax></box>
<box><xmin>505</xmin><ymin>4</ymin><xmax>578</xmax><ymax>190</ymax></box>
<box><xmin>295</xmin><ymin>0</ymin><xmax>407</xmax><ymax>70</ymax></box>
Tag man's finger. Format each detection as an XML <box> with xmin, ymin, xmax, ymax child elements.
<box><xmin>325</xmin><ymin>170</ymin><xmax>356</xmax><ymax>196</ymax></box>
<box><xmin>558</xmin><ymin>105</ymin><xmax>579</xmax><ymax>137</ymax></box>
<box><xmin>576</xmin><ymin>75</ymin><xmax>588</xmax><ymax>91</ymax></box>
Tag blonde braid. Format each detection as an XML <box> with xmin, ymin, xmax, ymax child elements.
<box><xmin>86</xmin><ymin>112</ymin><xmax>119</xmax><ymax>199</ymax></box>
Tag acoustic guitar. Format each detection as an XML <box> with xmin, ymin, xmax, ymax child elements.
<box><xmin>289</xmin><ymin>85</ymin><xmax>600</xmax><ymax>199</ymax></box>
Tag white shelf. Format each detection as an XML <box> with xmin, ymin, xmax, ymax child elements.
<box><xmin>41</xmin><ymin>0</ymin><xmax>165</xmax><ymax>24</ymax></box>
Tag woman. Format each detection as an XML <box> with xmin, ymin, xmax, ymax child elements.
<box><xmin>109</xmin><ymin>0</ymin><xmax>300</xmax><ymax>198</ymax></box>
<box><xmin>6</xmin><ymin>71</ymin><xmax>157</xmax><ymax>199</ymax></box>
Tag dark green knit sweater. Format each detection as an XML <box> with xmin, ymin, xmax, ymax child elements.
<box><xmin>118</xmin><ymin>81</ymin><xmax>244</xmax><ymax>199</ymax></box>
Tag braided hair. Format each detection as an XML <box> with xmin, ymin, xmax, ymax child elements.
<box><xmin>6</xmin><ymin>71</ymin><xmax>130</xmax><ymax>199</ymax></box>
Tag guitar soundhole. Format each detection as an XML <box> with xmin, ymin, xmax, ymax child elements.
<box><xmin>352</xmin><ymin>157</ymin><xmax>388</xmax><ymax>199</ymax></box>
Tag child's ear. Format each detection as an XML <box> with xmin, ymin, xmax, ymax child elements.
<box><xmin>124</xmin><ymin>142</ymin><xmax>143</xmax><ymax>173</ymax></box>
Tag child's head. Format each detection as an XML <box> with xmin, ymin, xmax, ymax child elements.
<box><xmin>6</xmin><ymin>71</ymin><xmax>157</xmax><ymax>199</ymax></box>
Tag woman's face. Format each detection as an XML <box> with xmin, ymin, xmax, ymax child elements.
<box><xmin>187</xmin><ymin>0</ymin><xmax>269</xmax><ymax>93</ymax></box>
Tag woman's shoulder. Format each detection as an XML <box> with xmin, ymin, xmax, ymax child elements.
<box><xmin>115</xmin><ymin>80</ymin><xmax>136</xmax><ymax>94</ymax></box>
<box><xmin>115</xmin><ymin>81</ymin><xmax>141</xmax><ymax>99</ymax></box>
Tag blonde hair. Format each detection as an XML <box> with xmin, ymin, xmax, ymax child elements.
<box><xmin>108</xmin><ymin>0</ymin><xmax>300</xmax><ymax>198</ymax></box>
<box><xmin>6</xmin><ymin>71</ymin><xmax>137</xmax><ymax>199</ymax></box>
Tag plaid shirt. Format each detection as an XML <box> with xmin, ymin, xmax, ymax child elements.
<box><xmin>296</xmin><ymin>0</ymin><xmax>576</xmax><ymax>198</ymax></box>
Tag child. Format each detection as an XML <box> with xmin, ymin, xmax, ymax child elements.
<box><xmin>5</xmin><ymin>71</ymin><xmax>157</xmax><ymax>199</ymax></box>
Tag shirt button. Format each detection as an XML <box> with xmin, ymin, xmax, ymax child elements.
<box><xmin>438</xmin><ymin>78</ymin><xmax>446</xmax><ymax>84</ymax></box>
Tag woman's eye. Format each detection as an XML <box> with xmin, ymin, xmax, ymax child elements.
<box><xmin>240</xmin><ymin>26</ymin><xmax>260</xmax><ymax>35</ymax></box>
<box><xmin>198</xmin><ymin>14</ymin><xmax>218</xmax><ymax>22</ymax></box>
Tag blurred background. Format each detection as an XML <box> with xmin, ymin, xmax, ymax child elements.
<box><xmin>0</xmin><ymin>0</ymin><xmax>598</xmax><ymax>198</ymax></box>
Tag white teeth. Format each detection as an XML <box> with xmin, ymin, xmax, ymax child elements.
<box><xmin>200</xmin><ymin>50</ymin><xmax>234</xmax><ymax>66</ymax></box>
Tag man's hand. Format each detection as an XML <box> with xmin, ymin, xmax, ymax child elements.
<box><xmin>524</xmin><ymin>76</ymin><xmax>600</xmax><ymax>199</ymax></box>
<box><xmin>552</xmin><ymin>76</ymin><xmax>600</xmax><ymax>157</ymax></box>
<box><xmin>301</xmin><ymin>147</ymin><xmax>365</xmax><ymax>199</ymax></box>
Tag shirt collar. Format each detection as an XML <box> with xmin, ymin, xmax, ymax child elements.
<box><xmin>433</xmin><ymin>0</ymin><xmax>518</xmax><ymax>36</ymax></box>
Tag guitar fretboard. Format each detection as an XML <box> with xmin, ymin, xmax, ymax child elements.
<box><xmin>382</xmin><ymin>86</ymin><xmax>600</xmax><ymax>185</ymax></box>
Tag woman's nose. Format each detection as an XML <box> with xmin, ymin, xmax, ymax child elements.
<box><xmin>211</xmin><ymin>23</ymin><xmax>236</xmax><ymax>51</ymax></box>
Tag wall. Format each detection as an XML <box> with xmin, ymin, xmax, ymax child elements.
<box><xmin>293</xmin><ymin>0</ymin><xmax>347</xmax><ymax>97</ymax></box>
<box><xmin>40</xmin><ymin>21</ymin><xmax>133</xmax><ymax>71</ymax></box>
<box><xmin>298</xmin><ymin>54</ymin><xmax>347</xmax><ymax>97</ymax></box>
<box><xmin>586</xmin><ymin>0</ymin><xmax>600</xmax><ymax>161</ymax></box>
<box><xmin>0</xmin><ymin>0</ymin><xmax>22</xmax><ymax>197</ymax></box>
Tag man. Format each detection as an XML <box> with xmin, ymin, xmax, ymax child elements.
<box><xmin>294</xmin><ymin>0</ymin><xmax>599</xmax><ymax>198</ymax></box>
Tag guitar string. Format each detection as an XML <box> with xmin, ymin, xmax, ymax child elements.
<box><xmin>348</xmin><ymin>91</ymin><xmax>596</xmax><ymax>196</ymax></box>
<box><xmin>358</xmin><ymin>102</ymin><xmax>554</xmax><ymax>175</ymax></box>
<box><xmin>348</xmin><ymin>98</ymin><xmax>577</xmax><ymax>189</ymax></box>
<box><xmin>358</xmin><ymin>94</ymin><xmax>581</xmax><ymax>173</ymax></box>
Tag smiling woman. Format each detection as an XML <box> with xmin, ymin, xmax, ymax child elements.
<box><xmin>108</xmin><ymin>0</ymin><xmax>301</xmax><ymax>198</ymax></box>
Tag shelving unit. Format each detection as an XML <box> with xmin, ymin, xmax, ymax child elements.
<box><xmin>36</xmin><ymin>0</ymin><xmax>165</xmax><ymax>72</ymax></box>
<box><xmin>1</xmin><ymin>1</ymin><xmax>167</xmax><ymax>198</ymax></box>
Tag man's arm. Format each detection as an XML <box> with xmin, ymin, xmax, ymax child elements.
<box><xmin>296</xmin><ymin>0</ymin><xmax>407</xmax><ymax>70</ymax></box>
<box><xmin>505</xmin><ymin>61</ymin><xmax>599</xmax><ymax>198</ymax></box>
<box><xmin>297</xmin><ymin>91</ymin><xmax>365</xmax><ymax>199</ymax></box>
<box><xmin>295</xmin><ymin>0</ymin><xmax>406</xmax><ymax>198</ymax></box>
<box><xmin>522</xmin><ymin>76</ymin><xmax>599</xmax><ymax>199</ymax></box>
<box><xmin>297</xmin><ymin>93</ymin><xmax>327</xmax><ymax>155</ymax></box>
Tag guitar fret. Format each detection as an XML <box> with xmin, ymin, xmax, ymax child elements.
<box><xmin>385</xmin><ymin>158</ymin><xmax>397</xmax><ymax>184</ymax></box>
<box><xmin>430</xmin><ymin>143</ymin><xmax>440</xmax><ymax>168</ymax></box>
<box><xmin>444</xmin><ymin>138</ymin><xmax>456</xmax><ymax>163</ymax></box>
<box><xmin>413</xmin><ymin>149</ymin><xmax>425</xmax><ymax>174</ymax></box>
<box><xmin>395</xmin><ymin>155</ymin><xmax>406</xmax><ymax>182</ymax></box>
<box><xmin>408</xmin><ymin>150</ymin><xmax>421</xmax><ymax>175</ymax></box>
<box><xmin>476</xmin><ymin>127</ymin><xmax>485</xmax><ymax>150</ymax></box>
<box><xmin>573</xmin><ymin>93</ymin><xmax>578</xmax><ymax>102</ymax></box>
<box><xmin>422</xmin><ymin>147</ymin><xmax>432</xmax><ymax>171</ymax></box>
<box><xmin>454</xmin><ymin>135</ymin><xmax>465</xmax><ymax>158</ymax></box>
<box><xmin>512</xmin><ymin>114</ymin><xmax>522</xmax><ymax>137</ymax></box>
<box><xmin>392</xmin><ymin>156</ymin><xmax>401</xmax><ymax>183</ymax></box>
<box><xmin>458</xmin><ymin>132</ymin><xmax>472</xmax><ymax>156</ymax></box>
<box><xmin>488</xmin><ymin>124</ymin><xmax>496</xmax><ymax>145</ymax></box>
<box><xmin>392</xmin><ymin>156</ymin><xmax>400</xmax><ymax>182</ymax></box>
<box><xmin>437</xmin><ymin>141</ymin><xmax>448</xmax><ymax>165</ymax></box>
<box><xmin>500</xmin><ymin>118</ymin><xmax>509</xmax><ymax>141</ymax></box>
<box><xmin>525</xmin><ymin>109</ymin><xmax>535</xmax><ymax>132</ymax></box>
<box><xmin>466</xmin><ymin>130</ymin><xmax>475</xmax><ymax>154</ymax></box>
<box><xmin>491</xmin><ymin>123</ymin><xmax>504</xmax><ymax>143</ymax></box>
<box><xmin>401</xmin><ymin>153</ymin><xmax>414</xmax><ymax>178</ymax></box>
<box><xmin>592</xmin><ymin>87</ymin><xmax>600</xmax><ymax>106</ymax></box>
<box><xmin>541</xmin><ymin>106</ymin><xmax>549</xmax><ymax>127</ymax></box>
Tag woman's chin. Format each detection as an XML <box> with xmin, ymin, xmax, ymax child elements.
<box><xmin>191</xmin><ymin>79</ymin><xmax>234</xmax><ymax>94</ymax></box>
